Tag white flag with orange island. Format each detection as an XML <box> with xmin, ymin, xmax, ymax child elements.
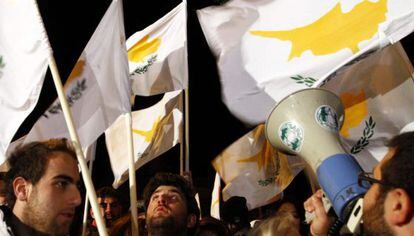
<box><xmin>197</xmin><ymin>0</ymin><xmax>414</xmax><ymax>125</ymax></box>
<box><xmin>24</xmin><ymin>0</ymin><xmax>130</xmax><ymax>149</ymax></box>
<box><xmin>106</xmin><ymin>90</ymin><xmax>183</xmax><ymax>188</ymax></box>
<box><xmin>127</xmin><ymin>2</ymin><xmax>187</xmax><ymax>96</ymax></box>
<box><xmin>0</xmin><ymin>0</ymin><xmax>50</xmax><ymax>162</ymax></box>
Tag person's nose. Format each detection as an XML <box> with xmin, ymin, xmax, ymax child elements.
<box><xmin>105</xmin><ymin>204</ymin><xmax>112</xmax><ymax>214</ymax></box>
<box><xmin>157</xmin><ymin>193</ymin><xmax>168</xmax><ymax>205</ymax></box>
<box><xmin>70</xmin><ymin>185</ymin><xmax>82</xmax><ymax>207</ymax></box>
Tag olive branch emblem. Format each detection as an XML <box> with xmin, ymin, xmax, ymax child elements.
<box><xmin>258</xmin><ymin>177</ymin><xmax>275</xmax><ymax>187</ymax></box>
<box><xmin>290</xmin><ymin>75</ymin><xmax>317</xmax><ymax>87</ymax></box>
<box><xmin>131</xmin><ymin>54</ymin><xmax>157</xmax><ymax>75</ymax></box>
<box><xmin>350</xmin><ymin>116</ymin><xmax>376</xmax><ymax>154</ymax></box>
<box><xmin>0</xmin><ymin>56</ymin><xmax>5</xmax><ymax>79</ymax></box>
<box><xmin>258</xmin><ymin>152</ymin><xmax>281</xmax><ymax>187</ymax></box>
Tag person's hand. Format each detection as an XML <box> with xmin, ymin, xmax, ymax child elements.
<box><xmin>304</xmin><ymin>189</ymin><xmax>330</xmax><ymax>236</ymax></box>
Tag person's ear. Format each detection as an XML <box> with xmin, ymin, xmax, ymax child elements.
<box><xmin>13</xmin><ymin>177</ymin><xmax>30</xmax><ymax>201</ymax></box>
<box><xmin>187</xmin><ymin>214</ymin><xmax>197</xmax><ymax>228</ymax></box>
<box><xmin>386</xmin><ymin>188</ymin><xmax>413</xmax><ymax>226</ymax></box>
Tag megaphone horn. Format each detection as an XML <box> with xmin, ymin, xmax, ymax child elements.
<box><xmin>265</xmin><ymin>88</ymin><xmax>365</xmax><ymax>221</ymax></box>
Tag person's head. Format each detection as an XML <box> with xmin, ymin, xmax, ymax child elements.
<box><xmin>248</xmin><ymin>211</ymin><xmax>300</xmax><ymax>236</ymax></box>
<box><xmin>221</xmin><ymin>196</ymin><xmax>250</xmax><ymax>234</ymax></box>
<box><xmin>362</xmin><ymin>132</ymin><xmax>414</xmax><ymax>235</ymax></box>
<box><xmin>143</xmin><ymin>172</ymin><xmax>200</xmax><ymax>236</ymax></box>
<box><xmin>196</xmin><ymin>216</ymin><xmax>230</xmax><ymax>236</ymax></box>
<box><xmin>275</xmin><ymin>201</ymin><xmax>300</xmax><ymax>230</ymax></box>
<box><xmin>6</xmin><ymin>139</ymin><xmax>81</xmax><ymax>236</ymax></box>
<box><xmin>90</xmin><ymin>186</ymin><xmax>125</xmax><ymax>227</ymax></box>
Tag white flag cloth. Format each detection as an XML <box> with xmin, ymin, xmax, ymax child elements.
<box><xmin>0</xmin><ymin>0</ymin><xmax>50</xmax><ymax>162</ymax></box>
<box><xmin>323</xmin><ymin>43</ymin><xmax>414</xmax><ymax>170</ymax></box>
<box><xmin>106</xmin><ymin>90</ymin><xmax>183</xmax><ymax>188</ymax></box>
<box><xmin>210</xmin><ymin>172</ymin><xmax>221</xmax><ymax>219</ymax></box>
<box><xmin>127</xmin><ymin>2</ymin><xmax>188</xmax><ymax>96</ymax></box>
<box><xmin>213</xmin><ymin>125</ymin><xmax>305</xmax><ymax>210</ymax></box>
<box><xmin>24</xmin><ymin>0</ymin><xmax>130</xmax><ymax>149</ymax></box>
<box><xmin>197</xmin><ymin>0</ymin><xmax>414</xmax><ymax>125</ymax></box>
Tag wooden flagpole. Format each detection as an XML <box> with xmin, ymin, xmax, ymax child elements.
<box><xmin>48</xmin><ymin>57</ymin><xmax>108</xmax><ymax>236</ymax></box>
<box><xmin>125</xmin><ymin>113</ymin><xmax>139</xmax><ymax>235</ymax></box>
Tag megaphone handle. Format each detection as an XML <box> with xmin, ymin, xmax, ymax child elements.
<box><xmin>346</xmin><ymin>198</ymin><xmax>363</xmax><ymax>234</ymax></box>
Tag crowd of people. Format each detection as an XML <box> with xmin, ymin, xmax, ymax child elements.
<box><xmin>0</xmin><ymin>131</ymin><xmax>413</xmax><ymax>235</ymax></box>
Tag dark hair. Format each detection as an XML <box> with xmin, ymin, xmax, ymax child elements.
<box><xmin>143</xmin><ymin>172</ymin><xmax>200</xmax><ymax>219</ymax></box>
<box><xmin>96</xmin><ymin>186</ymin><xmax>127</xmax><ymax>211</ymax></box>
<box><xmin>97</xmin><ymin>186</ymin><xmax>123</xmax><ymax>201</ymax></box>
<box><xmin>221</xmin><ymin>196</ymin><xmax>249</xmax><ymax>226</ymax></box>
<box><xmin>381</xmin><ymin>131</ymin><xmax>414</xmax><ymax>200</ymax></box>
<box><xmin>6</xmin><ymin>138</ymin><xmax>77</xmax><ymax>207</ymax></box>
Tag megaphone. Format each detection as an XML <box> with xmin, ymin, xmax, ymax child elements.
<box><xmin>265</xmin><ymin>88</ymin><xmax>365</xmax><ymax>222</ymax></box>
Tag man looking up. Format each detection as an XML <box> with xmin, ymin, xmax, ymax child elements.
<box><xmin>1</xmin><ymin>139</ymin><xmax>81</xmax><ymax>236</ymax></box>
<box><xmin>304</xmin><ymin>131</ymin><xmax>414</xmax><ymax>236</ymax></box>
<box><xmin>143</xmin><ymin>172</ymin><xmax>200</xmax><ymax>236</ymax></box>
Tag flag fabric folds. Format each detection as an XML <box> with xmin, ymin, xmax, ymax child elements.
<box><xmin>106</xmin><ymin>90</ymin><xmax>183</xmax><ymax>188</ymax></box>
<box><xmin>0</xmin><ymin>0</ymin><xmax>50</xmax><ymax>163</ymax></box>
<box><xmin>323</xmin><ymin>43</ymin><xmax>414</xmax><ymax>169</ymax></box>
<box><xmin>197</xmin><ymin>0</ymin><xmax>414</xmax><ymax>125</ymax></box>
<box><xmin>212</xmin><ymin>125</ymin><xmax>305</xmax><ymax>210</ymax></box>
<box><xmin>24</xmin><ymin>0</ymin><xmax>130</xmax><ymax>149</ymax></box>
<box><xmin>210</xmin><ymin>172</ymin><xmax>221</xmax><ymax>219</ymax></box>
<box><xmin>127</xmin><ymin>2</ymin><xmax>188</xmax><ymax>96</ymax></box>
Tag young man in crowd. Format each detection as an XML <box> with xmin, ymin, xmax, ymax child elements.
<box><xmin>305</xmin><ymin>132</ymin><xmax>414</xmax><ymax>236</ymax></box>
<box><xmin>143</xmin><ymin>172</ymin><xmax>200</xmax><ymax>236</ymax></box>
<box><xmin>88</xmin><ymin>186</ymin><xmax>126</xmax><ymax>235</ymax></box>
<box><xmin>1</xmin><ymin>139</ymin><xmax>81</xmax><ymax>236</ymax></box>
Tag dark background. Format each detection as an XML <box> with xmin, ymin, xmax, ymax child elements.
<box><xmin>14</xmin><ymin>0</ymin><xmax>414</xmax><ymax>217</ymax></box>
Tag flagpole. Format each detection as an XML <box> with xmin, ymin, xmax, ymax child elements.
<box><xmin>180</xmin><ymin>133</ymin><xmax>184</xmax><ymax>175</ymax></box>
<box><xmin>126</xmin><ymin>113</ymin><xmax>139</xmax><ymax>236</ymax></box>
<box><xmin>179</xmin><ymin>90</ymin><xmax>184</xmax><ymax>174</ymax></box>
<box><xmin>183</xmin><ymin>0</ymin><xmax>190</xmax><ymax>173</ymax></box>
<box><xmin>81</xmin><ymin>155</ymin><xmax>94</xmax><ymax>236</ymax></box>
<box><xmin>48</xmin><ymin>57</ymin><xmax>108</xmax><ymax>236</ymax></box>
<box><xmin>184</xmin><ymin>88</ymin><xmax>190</xmax><ymax>172</ymax></box>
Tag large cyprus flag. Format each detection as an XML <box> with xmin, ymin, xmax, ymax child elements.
<box><xmin>0</xmin><ymin>0</ymin><xmax>50</xmax><ymax>162</ymax></box>
<box><xmin>127</xmin><ymin>2</ymin><xmax>187</xmax><ymax>96</ymax></box>
<box><xmin>213</xmin><ymin>125</ymin><xmax>305</xmax><ymax>210</ymax></box>
<box><xmin>106</xmin><ymin>91</ymin><xmax>182</xmax><ymax>188</ymax></box>
<box><xmin>323</xmin><ymin>43</ymin><xmax>414</xmax><ymax>170</ymax></box>
<box><xmin>197</xmin><ymin>0</ymin><xmax>414</xmax><ymax>125</ymax></box>
<box><xmin>25</xmin><ymin>0</ymin><xmax>130</xmax><ymax>149</ymax></box>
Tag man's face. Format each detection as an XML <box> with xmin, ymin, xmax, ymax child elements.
<box><xmin>23</xmin><ymin>152</ymin><xmax>81</xmax><ymax>236</ymax></box>
<box><xmin>146</xmin><ymin>185</ymin><xmax>189</xmax><ymax>234</ymax></box>
<box><xmin>362</xmin><ymin>148</ymin><xmax>394</xmax><ymax>235</ymax></box>
<box><xmin>98</xmin><ymin>196</ymin><xmax>122</xmax><ymax>224</ymax></box>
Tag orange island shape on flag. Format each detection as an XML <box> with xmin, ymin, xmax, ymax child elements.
<box><xmin>250</xmin><ymin>0</ymin><xmax>387</xmax><ymax>60</ymax></box>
